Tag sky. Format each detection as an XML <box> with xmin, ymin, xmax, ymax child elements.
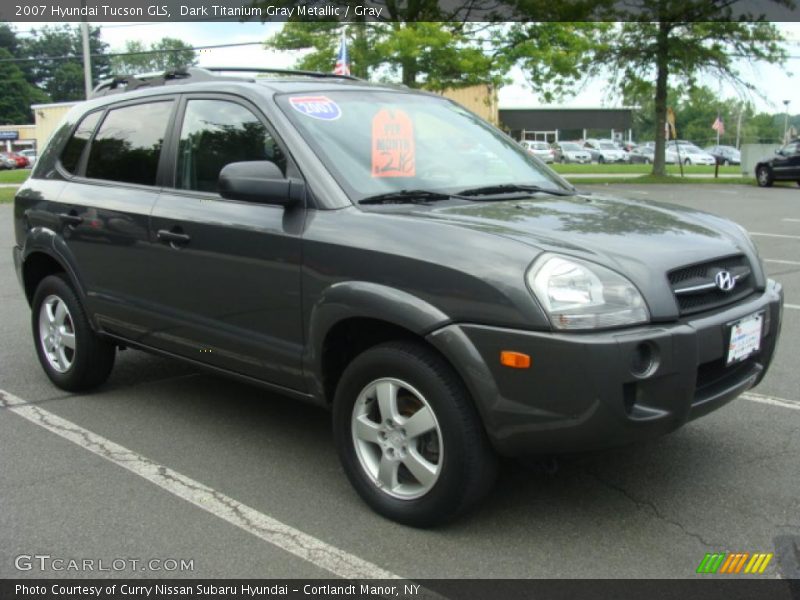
<box><xmin>13</xmin><ymin>20</ymin><xmax>800</xmax><ymax>114</ymax></box>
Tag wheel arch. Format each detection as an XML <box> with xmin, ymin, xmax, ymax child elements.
<box><xmin>306</xmin><ymin>282</ymin><xmax>452</xmax><ymax>404</ymax></box>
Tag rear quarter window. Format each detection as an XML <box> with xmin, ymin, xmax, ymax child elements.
<box><xmin>60</xmin><ymin>111</ymin><xmax>103</xmax><ymax>174</ymax></box>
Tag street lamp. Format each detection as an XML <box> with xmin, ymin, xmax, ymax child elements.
<box><xmin>783</xmin><ymin>100</ymin><xmax>790</xmax><ymax>143</ymax></box>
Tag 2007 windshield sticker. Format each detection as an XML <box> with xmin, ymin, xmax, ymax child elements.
<box><xmin>289</xmin><ymin>96</ymin><xmax>341</xmax><ymax>121</ymax></box>
<box><xmin>371</xmin><ymin>109</ymin><xmax>415</xmax><ymax>178</ymax></box>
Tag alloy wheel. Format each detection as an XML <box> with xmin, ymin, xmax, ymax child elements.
<box><xmin>38</xmin><ymin>294</ymin><xmax>76</xmax><ymax>373</ymax></box>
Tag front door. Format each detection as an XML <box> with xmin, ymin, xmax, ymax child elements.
<box><xmin>146</xmin><ymin>96</ymin><xmax>306</xmax><ymax>391</ymax></box>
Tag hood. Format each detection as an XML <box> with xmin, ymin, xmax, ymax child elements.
<box><xmin>396</xmin><ymin>193</ymin><xmax>762</xmax><ymax>318</ymax></box>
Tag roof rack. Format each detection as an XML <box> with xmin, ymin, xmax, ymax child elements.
<box><xmin>91</xmin><ymin>66</ymin><xmax>359</xmax><ymax>98</ymax></box>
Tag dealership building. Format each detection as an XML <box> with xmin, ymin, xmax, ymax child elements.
<box><xmin>499</xmin><ymin>107</ymin><xmax>635</xmax><ymax>144</ymax></box>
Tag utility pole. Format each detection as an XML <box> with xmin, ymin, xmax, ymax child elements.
<box><xmin>735</xmin><ymin>104</ymin><xmax>743</xmax><ymax>149</ymax></box>
<box><xmin>783</xmin><ymin>100</ymin><xmax>790</xmax><ymax>143</ymax></box>
<box><xmin>80</xmin><ymin>2</ymin><xmax>92</xmax><ymax>99</ymax></box>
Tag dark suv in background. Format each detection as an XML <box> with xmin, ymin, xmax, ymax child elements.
<box><xmin>13</xmin><ymin>68</ymin><xmax>783</xmax><ymax>526</ymax></box>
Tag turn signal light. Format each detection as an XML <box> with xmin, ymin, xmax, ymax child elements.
<box><xmin>500</xmin><ymin>351</ymin><xmax>531</xmax><ymax>369</ymax></box>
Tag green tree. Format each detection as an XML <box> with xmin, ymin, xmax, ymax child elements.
<box><xmin>265</xmin><ymin>21</ymin><xmax>509</xmax><ymax>90</ymax></box>
<box><xmin>596</xmin><ymin>7</ymin><xmax>786</xmax><ymax>174</ymax></box>
<box><xmin>18</xmin><ymin>25</ymin><xmax>111</xmax><ymax>101</ymax></box>
<box><xmin>508</xmin><ymin>2</ymin><xmax>787</xmax><ymax>174</ymax></box>
<box><xmin>0</xmin><ymin>48</ymin><xmax>49</xmax><ymax>124</ymax></box>
<box><xmin>110</xmin><ymin>38</ymin><xmax>197</xmax><ymax>75</ymax></box>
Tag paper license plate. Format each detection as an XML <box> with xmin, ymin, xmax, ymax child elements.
<box><xmin>726</xmin><ymin>312</ymin><xmax>763</xmax><ymax>365</ymax></box>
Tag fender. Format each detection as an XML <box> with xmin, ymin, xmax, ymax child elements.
<box><xmin>20</xmin><ymin>227</ymin><xmax>91</xmax><ymax>314</ymax></box>
<box><xmin>304</xmin><ymin>281</ymin><xmax>451</xmax><ymax>400</ymax></box>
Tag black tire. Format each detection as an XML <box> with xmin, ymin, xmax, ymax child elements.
<box><xmin>756</xmin><ymin>166</ymin><xmax>773</xmax><ymax>188</ymax></box>
<box><xmin>598</xmin><ymin>156</ymin><xmax>605</xmax><ymax>164</ymax></box>
<box><xmin>684</xmin><ymin>158</ymin><xmax>692</xmax><ymax>166</ymax></box>
<box><xmin>723</xmin><ymin>159</ymin><xmax>730</xmax><ymax>166</ymax></box>
<box><xmin>31</xmin><ymin>274</ymin><xmax>115</xmax><ymax>391</ymax></box>
<box><xmin>333</xmin><ymin>341</ymin><xmax>497</xmax><ymax>527</ymax></box>
<box><xmin>796</xmin><ymin>180</ymin><xmax>800</xmax><ymax>187</ymax></box>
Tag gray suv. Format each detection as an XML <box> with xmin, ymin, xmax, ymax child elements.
<box><xmin>12</xmin><ymin>68</ymin><xmax>784</xmax><ymax>526</ymax></box>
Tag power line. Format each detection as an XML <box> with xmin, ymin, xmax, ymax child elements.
<box><xmin>0</xmin><ymin>40</ymin><xmax>266</xmax><ymax>63</ymax></box>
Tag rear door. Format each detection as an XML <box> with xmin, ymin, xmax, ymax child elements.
<box><xmin>55</xmin><ymin>98</ymin><xmax>176</xmax><ymax>338</ymax></box>
<box><xmin>145</xmin><ymin>94</ymin><xmax>306</xmax><ymax>390</ymax></box>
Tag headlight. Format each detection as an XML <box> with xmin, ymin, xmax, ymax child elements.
<box><xmin>527</xmin><ymin>254</ymin><xmax>649</xmax><ymax>330</ymax></box>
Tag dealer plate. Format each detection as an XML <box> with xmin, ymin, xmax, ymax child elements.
<box><xmin>726</xmin><ymin>312</ymin><xmax>763</xmax><ymax>365</ymax></box>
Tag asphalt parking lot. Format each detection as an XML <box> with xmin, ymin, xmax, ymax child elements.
<box><xmin>1</xmin><ymin>184</ymin><xmax>799</xmax><ymax>580</ymax></box>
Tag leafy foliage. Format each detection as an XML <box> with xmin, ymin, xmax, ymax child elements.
<box><xmin>110</xmin><ymin>38</ymin><xmax>197</xmax><ymax>75</ymax></box>
<box><xmin>0</xmin><ymin>48</ymin><xmax>49</xmax><ymax>124</ymax></box>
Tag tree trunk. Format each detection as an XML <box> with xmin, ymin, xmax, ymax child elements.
<box><xmin>652</xmin><ymin>20</ymin><xmax>670</xmax><ymax>177</ymax></box>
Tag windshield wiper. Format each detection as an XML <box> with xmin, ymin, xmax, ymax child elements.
<box><xmin>358</xmin><ymin>190</ymin><xmax>453</xmax><ymax>205</ymax></box>
<box><xmin>456</xmin><ymin>184</ymin><xmax>574</xmax><ymax>197</ymax></box>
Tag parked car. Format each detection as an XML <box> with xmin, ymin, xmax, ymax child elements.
<box><xmin>13</xmin><ymin>67</ymin><xmax>784</xmax><ymax>526</ymax></box>
<box><xmin>627</xmin><ymin>146</ymin><xmax>655</xmax><ymax>164</ymax></box>
<box><xmin>520</xmin><ymin>140</ymin><xmax>554</xmax><ymax>163</ymax></box>
<box><xmin>0</xmin><ymin>153</ymin><xmax>18</xmax><ymax>169</ymax></box>
<box><xmin>583</xmin><ymin>139</ymin><xmax>629</xmax><ymax>163</ymax></box>
<box><xmin>666</xmin><ymin>142</ymin><xmax>716</xmax><ymax>166</ymax></box>
<box><xmin>19</xmin><ymin>149</ymin><xmax>37</xmax><ymax>167</ymax></box>
<box><xmin>6</xmin><ymin>152</ymin><xmax>30</xmax><ymax>168</ymax></box>
<box><xmin>551</xmin><ymin>141</ymin><xmax>592</xmax><ymax>164</ymax></box>
<box><xmin>755</xmin><ymin>140</ymin><xmax>800</xmax><ymax>187</ymax></box>
<box><xmin>705</xmin><ymin>145</ymin><xmax>741</xmax><ymax>166</ymax></box>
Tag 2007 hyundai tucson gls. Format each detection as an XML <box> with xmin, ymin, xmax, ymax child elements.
<box><xmin>12</xmin><ymin>68</ymin><xmax>783</xmax><ymax>526</ymax></box>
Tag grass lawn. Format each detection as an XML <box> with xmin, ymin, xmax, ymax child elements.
<box><xmin>565</xmin><ymin>175</ymin><xmax>758</xmax><ymax>186</ymax></box>
<box><xmin>0</xmin><ymin>169</ymin><xmax>31</xmax><ymax>184</ymax></box>
<box><xmin>0</xmin><ymin>187</ymin><xmax>18</xmax><ymax>203</ymax></box>
<box><xmin>552</xmin><ymin>163</ymin><xmax>742</xmax><ymax>176</ymax></box>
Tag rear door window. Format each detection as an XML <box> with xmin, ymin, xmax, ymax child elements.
<box><xmin>85</xmin><ymin>101</ymin><xmax>173</xmax><ymax>186</ymax></box>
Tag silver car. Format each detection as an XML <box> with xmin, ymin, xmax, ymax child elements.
<box><xmin>553</xmin><ymin>141</ymin><xmax>592</xmax><ymax>164</ymax></box>
<box><xmin>520</xmin><ymin>140</ymin><xmax>554</xmax><ymax>163</ymax></box>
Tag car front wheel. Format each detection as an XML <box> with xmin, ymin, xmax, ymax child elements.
<box><xmin>756</xmin><ymin>166</ymin><xmax>773</xmax><ymax>187</ymax></box>
<box><xmin>32</xmin><ymin>274</ymin><xmax>115</xmax><ymax>391</ymax></box>
<box><xmin>333</xmin><ymin>341</ymin><xmax>497</xmax><ymax>527</ymax></box>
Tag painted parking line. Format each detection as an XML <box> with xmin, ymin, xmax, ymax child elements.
<box><xmin>0</xmin><ymin>389</ymin><xmax>399</xmax><ymax>581</ymax></box>
<box><xmin>749</xmin><ymin>232</ymin><xmax>800</xmax><ymax>240</ymax></box>
<box><xmin>785</xmin><ymin>304</ymin><xmax>800</xmax><ymax>311</ymax></box>
<box><xmin>742</xmin><ymin>392</ymin><xmax>800</xmax><ymax>411</ymax></box>
<box><xmin>764</xmin><ymin>259</ymin><xmax>800</xmax><ymax>266</ymax></box>
<box><xmin>782</xmin><ymin>218</ymin><xmax>800</xmax><ymax>223</ymax></box>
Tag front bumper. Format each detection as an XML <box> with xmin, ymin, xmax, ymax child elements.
<box><xmin>427</xmin><ymin>280</ymin><xmax>783</xmax><ymax>456</ymax></box>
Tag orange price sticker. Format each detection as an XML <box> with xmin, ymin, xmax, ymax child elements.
<box><xmin>371</xmin><ymin>109</ymin><xmax>415</xmax><ymax>178</ymax></box>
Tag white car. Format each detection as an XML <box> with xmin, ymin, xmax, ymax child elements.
<box><xmin>667</xmin><ymin>143</ymin><xmax>716</xmax><ymax>166</ymax></box>
<box><xmin>520</xmin><ymin>140</ymin><xmax>554</xmax><ymax>163</ymax></box>
<box><xmin>584</xmin><ymin>139</ymin><xmax>629</xmax><ymax>163</ymax></box>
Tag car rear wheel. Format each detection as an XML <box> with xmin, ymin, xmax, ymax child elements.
<box><xmin>684</xmin><ymin>158</ymin><xmax>692</xmax><ymax>166</ymax></box>
<box><xmin>598</xmin><ymin>156</ymin><xmax>605</xmax><ymax>164</ymax></box>
<box><xmin>723</xmin><ymin>159</ymin><xmax>730</xmax><ymax>166</ymax></box>
<box><xmin>32</xmin><ymin>274</ymin><xmax>115</xmax><ymax>391</ymax></box>
<box><xmin>756</xmin><ymin>166</ymin><xmax>773</xmax><ymax>187</ymax></box>
<box><xmin>333</xmin><ymin>341</ymin><xmax>497</xmax><ymax>527</ymax></box>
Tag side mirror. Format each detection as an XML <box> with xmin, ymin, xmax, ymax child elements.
<box><xmin>218</xmin><ymin>161</ymin><xmax>303</xmax><ymax>206</ymax></box>
<box><xmin>775</xmin><ymin>148</ymin><xmax>785</xmax><ymax>156</ymax></box>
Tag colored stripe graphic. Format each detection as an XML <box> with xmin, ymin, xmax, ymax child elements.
<box><xmin>697</xmin><ymin>552</ymin><xmax>773</xmax><ymax>574</ymax></box>
<box><xmin>697</xmin><ymin>553</ymin><xmax>727</xmax><ymax>574</ymax></box>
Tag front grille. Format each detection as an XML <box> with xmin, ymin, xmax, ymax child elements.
<box><xmin>668</xmin><ymin>255</ymin><xmax>755</xmax><ymax>315</ymax></box>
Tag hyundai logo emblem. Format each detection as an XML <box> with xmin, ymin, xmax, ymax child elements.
<box><xmin>715</xmin><ymin>270</ymin><xmax>736</xmax><ymax>292</ymax></box>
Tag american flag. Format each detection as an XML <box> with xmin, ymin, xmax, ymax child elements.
<box><xmin>712</xmin><ymin>116</ymin><xmax>725</xmax><ymax>135</ymax></box>
<box><xmin>333</xmin><ymin>31</ymin><xmax>350</xmax><ymax>76</ymax></box>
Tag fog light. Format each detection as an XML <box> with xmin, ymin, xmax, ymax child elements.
<box><xmin>630</xmin><ymin>342</ymin><xmax>658</xmax><ymax>378</ymax></box>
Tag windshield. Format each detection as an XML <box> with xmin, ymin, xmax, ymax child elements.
<box><xmin>531</xmin><ymin>142</ymin><xmax>549</xmax><ymax>150</ymax></box>
<box><xmin>599</xmin><ymin>142</ymin><xmax>617</xmax><ymax>149</ymax></box>
<box><xmin>276</xmin><ymin>91</ymin><xmax>569</xmax><ymax>201</ymax></box>
<box><xmin>561</xmin><ymin>143</ymin><xmax>581</xmax><ymax>151</ymax></box>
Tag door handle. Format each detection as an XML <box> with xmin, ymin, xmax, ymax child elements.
<box><xmin>157</xmin><ymin>228</ymin><xmax>191</xmax><ymax>247</ymax></box>
<box><xmin>58</xmin><ymin>212</ymin><xmax>83</xmax><ymax>226</ymax></box>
